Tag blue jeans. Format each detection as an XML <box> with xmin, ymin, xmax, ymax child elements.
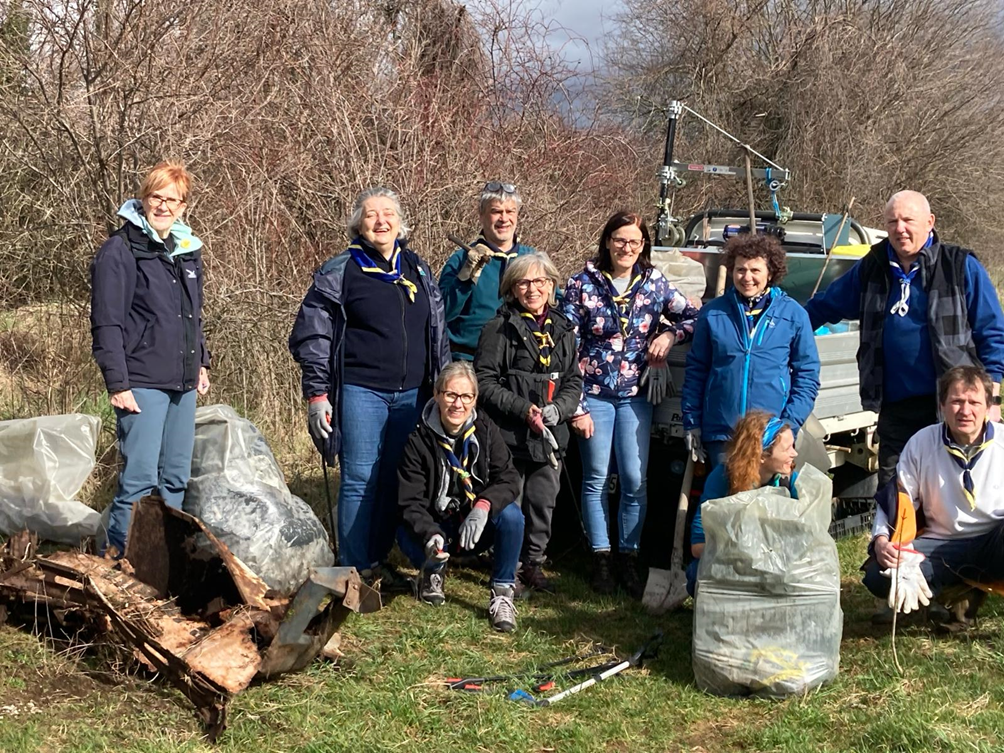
<box><xmin>397</xmin><ymin>502</ymin><xmax>525</xmax><ymax>587</ymax></box>
<box><xmin>107</xmin><ymin>388</ymin><xmax>197</xmax><ymax>553</ymax></box>
<box><xmin>863</xmin><ymin>521</ymin><xmax>1004</xmax><ymax>599</ymax></box>
<box><xmin>578</xmin><ymin>395</ymin><xmax>653</xmax><ymax>552</ymax></box>
<box><xmin>339</xmin><ymin>384</ymin><xmax>421</xmax><ymax>570</ymax></box>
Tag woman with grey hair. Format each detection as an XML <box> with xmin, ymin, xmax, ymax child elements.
<box><xmin>290</xmin><ymin>186</ymin><xmax>450</xmax><ymax>588</ymax></box>
<box><xmin>474</xmin><ymin>252</ymin><xmax>582</xmax><ymax>594</ymax></box>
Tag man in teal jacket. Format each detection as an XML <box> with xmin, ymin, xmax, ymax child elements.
<box><xmin>439</xmin><ymin>181</ymin><xmax>534</xmax><ymax>360</ymax></box>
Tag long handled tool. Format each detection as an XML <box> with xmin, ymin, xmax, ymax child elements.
<box><xmin>810</xmin><ymin>197</ymin><xmax>856</xmax><ymax>298</ymax></box>
<box><xmin>447</xmin><ymin>647</ymin><xmax>614</xmax><ymax>692</ymax></box>
<box><xmin>641</xmin><ymin>455</ymin><xmax>695</xmax><ymax>614</ymax></box>
<box><xmin>510</xmin><ymin>632</ymin><xmax>663</xmax><ymax>707</ymax></box>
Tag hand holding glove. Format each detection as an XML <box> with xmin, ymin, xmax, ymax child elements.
<box><xmin>424</xmin><ymin>534</ymin><xmax>450</xmax><ymax>563</ymax></box>
<box><xmin>882</xmin><ymin>546</ymin><xmax>932</xmax><ymax>614</ymax></box>
<box><xmin>684</xmin><ymin>428</ymin><xmax>706</xmax><ymax>463</ymax></box>
<box><xmin>641</xmin><ymin>363</ymin><xmax>673</xmax><ymax>406</ymax></box>
<box><xmin>459</xmin><ymin>500</ymin><xmax>491</xmax><ymax>550</ymax></box>
<box><xmin>308</xmin><ymin>396</ymin><xmax>333</xmax><ymax>440</ymax></box>
<box><xmin>527</xmin><ymin>406</ymin><xmax>545</xmax><ymax>435</ymax></box>
<box><xmin>541</xmin><ymin>404</ymin><xmax>560</xmax><ymax>426</ymax></box>
<box><xmin>458</xmin><ymin>242</ymin><xmax>489</xmax><ymax>283</ymax></box>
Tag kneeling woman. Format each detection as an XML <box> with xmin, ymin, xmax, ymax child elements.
<box><xmin>398</xmin><ymin>362</ymin><xmax>525</xmax><ymax>632</ymax></box>
<box><xmin>687</xmin><ymin>411</ymin><xmax>799</xmax><ymax>596</ymax></box>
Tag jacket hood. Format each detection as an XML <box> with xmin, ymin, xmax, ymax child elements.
<box><xmin>117</xmin><ymin>199</ymin><xmax>204</xmax><ymax>256</ymax></box>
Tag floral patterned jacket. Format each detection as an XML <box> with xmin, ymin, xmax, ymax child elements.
<box><xmin>561</xmin><ymin>261</ymin><xmax>699</xmax><ymax>413</ymax></box>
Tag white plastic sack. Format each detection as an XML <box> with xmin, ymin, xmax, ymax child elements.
<box><xmin>184</xmin><ymin>404</ymin><xmax>334</xmax><ymax>595</ymax></box>
<box><xmin>0</xmin><ymin>413</ymin><xmax>102</xmax><ymax>543</ymax></box>
<box><xmin>692</xmin><ymin>464</ymin><xmax>842</xmax><ymax>698</ymax></box>
<box><xmin>651</xmin><ymin>248</ymin><xmax>708</xmax><ymax>302</ymax></box>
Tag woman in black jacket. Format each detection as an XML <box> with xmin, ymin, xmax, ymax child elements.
<box><xmin>474</xmin><ymin>252</ymin><xmax>582</xmax><ymax>594</ymax></box>
<box><xmin>90</xmin><ymin>161</ymin><xmax>210</xmax><ymax>555</ymax></box>
<box><xmin>398</xmin><ymin>361</ymin><xmax>524</xmax><ymax>632</ymax></box>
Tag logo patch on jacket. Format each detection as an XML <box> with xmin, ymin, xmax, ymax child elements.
<box><xmin>187</xmin><ymin>269</ymin><xmax>197</xmax><ymax>279</ymax></box>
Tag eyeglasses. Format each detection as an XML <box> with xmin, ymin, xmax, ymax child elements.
<box><xmin>148</xmin><ymin>193</ymin><xmax>184</xmax><ymax>210</ymax></box>
<box><xmin>610</xmin><ymin>237</ymin><xmax>644</xmax><ymax>251</ymax></box>
<box><xmin>484</xmin><ymin>181</ymin><xmax>517</xmax><ymax>194</ymax></box>
<box><xmin>441</xmin><ymin>391</ymin><xmax>476</xmax><ymax>405</ymax></box>
<box><xmin>515</xmin><ymin>277</ymin><xmax>552</xmax><ymax>292</ymax></box>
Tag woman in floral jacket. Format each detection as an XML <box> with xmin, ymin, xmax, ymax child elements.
<box><xmin>561</xmin><ymin>211</ymin><xmax>699</xmax><ymax>596</ymax></box>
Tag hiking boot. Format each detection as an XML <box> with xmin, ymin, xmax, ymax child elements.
<box><xmin>374</xmin><ymin>562</ymin><xmax>413</xmax><ymax>594</ymax></box>
<box><xmin>617</xmin><ymin>551</ymin><xmax>644</xmax><ymax>599</ymax></box>
<box><xmin>591</xmin><ymin>551</ymin><xmax>615</xmax><ymax>596</ymax></box>
<box><xmin>416</xmin><ymin>567</ymin><xmax>446</xmax><ymax>606</ymax></box>
<box><xmin>488</xmin><ymin>584</ymin><xmax>518</xmax><ymax>632</ymax></box>
<box><xmin>519</xmin><ymin>561</ymin><xmax>555</xmax><ymax>594</ymax></box>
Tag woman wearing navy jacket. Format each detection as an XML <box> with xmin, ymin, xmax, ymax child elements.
<box><xmin>289</xmin><ymin>187</ymin><xmax>451</xmax><ymax>586</ymax></box>
<box><xmin>90</xmin><ymin>161</ymin><xmax>210</xmax><ymax>555</ymax></box>
<box><xmin>681</xmin><ymin>233</ymin><xmax>821</xmax><ymax>469</ymax></box>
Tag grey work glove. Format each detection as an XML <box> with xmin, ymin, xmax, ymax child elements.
<box><xmin>684</xmin><ymin>428</ymin><xmax>706</xmax><ymax>463</ymax></box>
<box><xmin>457</xmin><ymin>242</ymin><xmax>489</xmax><ymax>283</ymax></box>
<box><xmin>641</xmin><ymin>363</ymin><xmax>672</xmax><ymax>406</ymax></box>
<box><xmin>541</xmin><ymin>426</ymin><xmax>560</xmax><ymax>470</ymax></box>
<box><xmin>425</xmin><ymin>534</ymin><xmax>450</xmax><ymax>564</ymax></box>
<box><xmin>541</xmin><ymin>404</ymin><xmax>560</xmax><ymax>426</ymax></box>
<box><xmin>308</xmin><ymin>397</ymin><xmax>333</xmax><ymax>440</ymax></box>
<box><xmin>459</xmin><ymin>501</ymin><xmax>490</xmax><ymax>550</ymax></box>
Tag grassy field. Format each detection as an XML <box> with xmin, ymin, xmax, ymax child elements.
<box><xmin>2</xmin><ymin>534</ymin><xmax>1004</xmax><ymax>753</ymax></box>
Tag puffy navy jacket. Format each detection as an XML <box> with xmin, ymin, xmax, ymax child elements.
<box><xmin>288</xmin><ymin>243</ymin><xmax>451</xmax><ymax>463</ymax></box>
<box><xmin>90</xmin><ymin>223</ymin><xmax>209</xmax><ymax>393</ymax></box>
<box><xmin>681</xmin><ymin>287</ymin><xmax>820</xmax><ymax>442</ymax></box>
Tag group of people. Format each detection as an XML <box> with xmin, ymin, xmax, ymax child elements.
<box><xmin>91</xmin><ymin>162</ymin><xmax>1004</xmax><ymax>636</ymax></box>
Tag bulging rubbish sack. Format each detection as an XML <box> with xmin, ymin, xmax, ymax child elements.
<box><xmin>0</xmin><ymin>413</ymin><xmax>102</xmax><ymax>543</ymax></box>
<box><xmin>692</xmin><ymin>464</ymin><xmax>842</xmax><ymax>698</ymax></box>
<box><xmin>184</xmin><ymin>404</ymin><xmax>334</xmax><ymax>595</ymax></box>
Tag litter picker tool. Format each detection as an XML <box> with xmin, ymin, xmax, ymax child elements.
<box><xmin>321</xmin><ymin>455</ymin><xmax>338</xmax><ymax>561</ymax></box>
<box><xmin>447</xmin><ymin>649</ymin><xmax>616</xmax><ymax>693</ymax></box>
<box><xmin>509</xmin><ymin>632</ymin><xmax>663</xmax><ymax>707</ymax></box>
<box><xmin>811</xmin><ymin>197</ymin><xmax>856</xmax><ymax>298</ymax></box>
<box><xmin>641</xmin><ymin>455</ymin><xmax>694</xmax><ymax>614</ymax></box>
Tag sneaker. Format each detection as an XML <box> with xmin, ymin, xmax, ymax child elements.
<box><xmin>519</xmin><ymin>562</ymin><xmax>555</xmax><ymax>594</ymax></box>
<box><xmin>488</xmin><ymin>585</ymin><xmax>518</xmax><ymax>632</ymax></box>
<box><xmin>591</xmin><ymin>552</ymin><xmax>615</xmax><ymax>595</ymax></box>
<box><xmin>616</xmin><ymin>551</ymin><xmax>644</xmax><ymax>599</ymax></box>
<box><xmin>417</xmin><ymin>567</ymin><xmax>446</xmax><ymax>606</ymax></box>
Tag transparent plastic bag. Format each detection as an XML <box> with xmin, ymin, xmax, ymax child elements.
<box><xmin>0</xmin><ymin>414</ymin><xmax>102</xmax><ymax>543</ymax></box>
<box><xmin>692</xmin><ymin>464</ymin><xmax>842</xmax><ymax>698</ymax></box>
<box><xmin>184</xmin><ymin>405</ymin><xmax>334</xmax><ymax>595</ymax></box>
<box><xmin>651</xmin><ymin>248</ymin><xmax>708</xmax><ymax>302</ymax></box>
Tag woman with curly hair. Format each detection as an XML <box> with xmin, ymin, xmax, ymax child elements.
<box><xmin>681</xmin><ymin>233</ymin><xmax>820</xmax><ymax>470</ymax></box>
<box><xmin>686</xmin><ymin>410</ymin><xmax>799</xmax><ymax>596</ymax></box>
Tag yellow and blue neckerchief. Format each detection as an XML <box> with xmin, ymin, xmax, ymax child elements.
<box><xmin>602</xmin><ymin>266</ymin><xmax>645</xmax><ymax>336</ymax></box>
<box><xmin>348</xmin><ymin>239</ymin><xmax>417</xmax><ymax>302</ymax></box>
<box><xmin>943</xmin><ymin>421</ymin><xmax>995</xmax><ymax>511</ymax></box>
<box><xmin>741</xmin><ymin>289</ymin><xmax>771</xmax><ymax>334</ymax></box>
<box><xmin>439</xmin><ymin>421</ymin><xmax>477</xmax><ymax>505</ymax></box>
<box><xmin>519</xmin><ymin>308</ymin><xmax>555</xmax><ymax>368</ymax></box>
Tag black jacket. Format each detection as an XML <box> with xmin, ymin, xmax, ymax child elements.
<box><xmin>474</xmin><ymin>303</ymin><xmax>582</xmax><ymax>462</ymax></box>
<box><xmin>398</xmin><ymin>404</ymin><xmax>521</xmax><ymax>545</ymax></box>
<box><xmin>90</xmin><ymin>222</ymin><xmax>209</xmax><ymax>393</ymax></box>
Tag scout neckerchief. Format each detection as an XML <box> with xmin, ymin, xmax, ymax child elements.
<box><xmin>741</xmin><ymin>288</ymin><xmax>771</xmax><ymax>334</ymax></box>
<box><xmin>602</xmin><ymin>265</ymin><xmax>645</xmax><ymax>336</ymax></box>
<box><xmin>943</xmin><ymin>421</ymin><xmax>995</xmax><ymax>511</ymax></box>
<box><xmin>887</xmin><ymin>233</ymin><xmax>931</xmax><ymax>317</ymax></box>
<box><xmin>519</xmin><ymin>306</ymin><xmax>555</xmax><ymax>369</ymax></box>
<box><xmin>439</xmin><ymin>420</ymin><xmax>477</xmax><ymax>505</ymax></box>
<box><xmin>476</xmin><ymin>235</ymin><xmax>519</xmax><ymax>263</ymax></box>
<box><xmin>348</xmin><ymin>239</ymin><xmax>418</xmax><ymax>302</ymax></box>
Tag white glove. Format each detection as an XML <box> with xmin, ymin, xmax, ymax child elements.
<box><xmin>458</xmin><ymin>243</ymin><xmax>489</xmax><ymax>283</ymax></box>
<box><xmin>424</xmin><ymin>534</ymin><xmax>450</xmax><ymax>563</ymax></box>
<box><xmin>641</xmin><ymin>363</ymin><xmax>672</xmax><ymax>405</ymax></box>
<box><xmin>459</xmin><ymin>502</ymin><xmax>490</xmax><ymax>550</ymax></box>
<box><xmin>541</xmin><ymin>426</ymin><xmax>559</xmax><ymax>469</ymax></box>
<box><xmin>684</xmin><ymin>428</ymin><xmax>706</xmax><ymax>463</ymax></box>
<box><xmin>882</xmin><ymin>547</ymin><xmax>933</xmax><ymax>614</ymax></box>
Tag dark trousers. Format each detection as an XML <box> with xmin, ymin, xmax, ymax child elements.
<box><xmin>863</xmin><ymin>521</ymin><xmax>1004</xmax><ymax>599</ymax></box>
<box><xmin>877</xmin><ymin>394</ymin><xmax>939</xmax><ymax>489</ymax></box>
<box><xmin>514</xmin><ymin>457</ymin><xmax>561</xmax><ymax>564</ymax></box>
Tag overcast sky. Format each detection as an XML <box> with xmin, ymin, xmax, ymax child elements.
<box><xmin>536</xmin><ymin>0</ymin><xmax>618</xmax><ymax>72</ymax></box>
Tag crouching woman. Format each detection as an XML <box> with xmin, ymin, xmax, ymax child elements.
<box><xmin>687</xmin><ymin>411</ymin><xmax>799</xmax><ymax>596</ymax></box>
<box><xmin>398</xmin><ymin>361</ymin><xmax>525</xmax><ymax>632</ymax></box>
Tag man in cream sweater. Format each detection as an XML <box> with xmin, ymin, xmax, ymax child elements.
<box><xmin>863</xmin><ymin>365</ymin><xmax>1004</xmax><ymax>613</ymax></box>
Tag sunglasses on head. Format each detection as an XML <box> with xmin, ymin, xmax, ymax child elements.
<box><xmin>484</xmin><ymin>181</ymin><xmax>517</xmax><ymax>194</ymax></box>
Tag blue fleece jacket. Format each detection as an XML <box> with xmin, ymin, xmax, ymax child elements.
<box><xmin>438</xmin><ymin>241</ymin><xmax>534</xmax><ymax>359</ymax></box>
<box><xmin>804</xmin><ymin>243</ymin><xmax>1004</xmax><ymax>401</ymax></box>
<box><xmin>681</xmin><ymin>287</ymin><xmax>820</xmax><ymax>441</ymax></box>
